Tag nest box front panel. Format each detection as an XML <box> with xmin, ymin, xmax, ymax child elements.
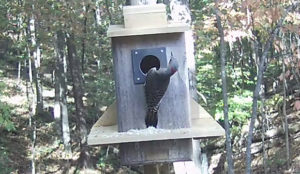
<box><xmin>112</xmin><ymin>33</ymin><xmax>191</xmax><ymax>132</ymax></box>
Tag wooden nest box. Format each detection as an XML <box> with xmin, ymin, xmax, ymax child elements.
<box><xmin>88</xmin><ymin>3</ymin><xmax>224</xmax><ymax>166</ymax></box>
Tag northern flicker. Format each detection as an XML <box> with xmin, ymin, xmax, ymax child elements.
<box><xmin>144</xmin><ymin>53</ymin><xmax>179</xmax><ymax>128</ymax></box>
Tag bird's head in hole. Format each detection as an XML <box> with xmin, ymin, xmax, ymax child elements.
<box><xmin>168</xmin><ymin>52</ymin><xmax>179</xmax><ymax>74</ymax></box>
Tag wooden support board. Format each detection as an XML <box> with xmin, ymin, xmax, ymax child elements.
<box><xmin>88</xmin><ymin>115</ymin><xmax>224</xmax><ymax>145</ymax></box>
<box><xmin>88</xmin><ymin>98</ymin><xmax>225</xmax><ymax>146</ymax></box>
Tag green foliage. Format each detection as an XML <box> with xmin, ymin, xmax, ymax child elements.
<box><xmin>196</xmin><ymin>55</ymin><xmax>222</xmax><ymax>115</ymax></box>
<box><xmin>0</xmin><ymin>81</ymin><xmax>5</xmax><ymax>95</ymax></box>
<box><xmin>215</xmin><ymin>90</ymin><xmax>253</xmax><ymax>135</ymax></box>
<box><xmin>196</xmin><ymin>38</ymin><xmax>255</xmax><ymax>136</ymax></box>
<box><xmin>0</xmin><ymin>1</ymin><xmax>9</xmax><ymax>33</ymax></box>
<box><xmin>87</xmin><ymin>73</ymin><xmax>115</xmax><ymax>104</ymax></box>
<box><xmin>97</xmin><ymin>148</ymin><xmax>120</xmax><ymax>173</ymax></box>
<box><xmin>0</xmin><ymin>146</ymin><xmax>13</xmax><ymax>174</ymax></box>
<box><xmin>0</xmin><ymin>102</ymin><xmax>15</xmax><ymax>132</ymax></box>
<box><xmin>267</xmin><ymin>150</ymin><xmax>288</xmax><ymax>167</ymax></box>
<box><xmin>0</xmin><ymin>75</ymin><xmax>15</xmax><ymax>132</ymax></box>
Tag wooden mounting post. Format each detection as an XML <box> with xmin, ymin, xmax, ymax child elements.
<box><xmin>144</xmin><ymin>164</ymin><xmax>170</xmax><ymax>174</ymax></box>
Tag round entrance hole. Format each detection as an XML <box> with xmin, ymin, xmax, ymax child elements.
<box><xmin>140</xmin><ymin>55</ymin><xmax>160</xmax><ymax>74</ymax></box>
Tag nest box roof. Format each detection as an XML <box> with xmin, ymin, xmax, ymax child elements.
<box><xmin>107</xmin><ymin>23</ymin><xmax>189</xmax><ymax>38</ymax></box>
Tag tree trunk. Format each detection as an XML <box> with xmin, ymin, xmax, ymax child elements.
<box><xmin>28</xmin><ymin>51</ymin><xmax>36</xmax><ymax>115</ymax></box>
<box><xmin>296</xmin><ymin>35</ymin><xmax>300</xmax><ymax>62</ymax></box>
<box><xmin>296</xmin><ymin>35</ymin><xmax>300</xmax><ymax>84</ymax></box>
<box><xmin>95</xmin><ymin>0</ymin><xmax>102</xmax><ymax>26</ymax></box>
<box><xmin>28</xmin><ymin>7</ymin><xmax>43</xmax><ymax>114</ymax></box>
<box><xmin>81</xmin><ymin>4</ymin><xmax>89</xmax><ymax>75</ymax></box>
<box><xmin>31</xmin><ymin>120</ymin><xmax>37</xmax><ymax>174</ymax></box>
<box><xmin>55</xmin><ymin>30</ymin><xmax>72</xmax><ymax>155</ymax></box>
<box><xmin>246</xmin><ymin>28</ymin><xmax>274</xmax><ymax>174</ymax></box>
<box><xmin>168</xmin><ymin>0</ymin><xmax>191</xmax><ymax>24</ymax></box>
<box><xmin>54</xmin><ymin>53</ymin><xmax>61</xmax><ymax>122</ymax></box>
<box><xmin>17</xmin><ymin>61</ymin><xmax>21</xmax><ymax>84</ymax></box>
<box><xmin>33</xmin><ymin>45</ymin><xmax>43</xmax><ymax>114</ymax></box>
<box><xmin>26</xmin><ymin>45</ymin><xmax>36</xmax><ymax>174</ymax></box>
<box><xmin>289</xmin><ymin>34</ymin><xmax>300</xmax><ymax>88</ymax></box>
<box><xmin>282</xmin><ymin>33</ymin><xmax>290</xmax><ymax>168</ymax></box>
<box><xmin>66</xmin><ymin>33</ymin><xmax>91</xmax><ymax>169</ymax></box>
<box><xmin>94</xmin><ymin>0</ymin><xmax>102</xmax><ymax>71</ymax></box>
<box><xmin>214</xmin><ymin>5</ymin><xmax>234</xmax><ymax>174</ymax></box>
<box><xmin>105</xmin><ymin>0</ymin><xmax>113</xmax><ymax>24</ymax></box>
<box><xmin>245</xmin><ymin>4</ymin><xmax>294</xmax><ymax>173</ymax></box>
<box><xmin>260</xmin><ymin>77</ymin><xmax>268</xmax><ymax>174</ymax></box>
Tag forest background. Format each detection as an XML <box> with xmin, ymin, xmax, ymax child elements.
<box><xmin>0</xmin><ymin>0</ymin><xmax>300</xmax><ymax>173</ymax></box>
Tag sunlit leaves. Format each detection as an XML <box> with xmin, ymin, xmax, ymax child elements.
<box><xmin>215</xmin><ymin>90</ymin><xmax>253</xmax><ymax>135</ymax></box>
<box><xmin>225</xmin><ymin>30</ymin><xmax>249</xmax><ymax>43</ymax></box>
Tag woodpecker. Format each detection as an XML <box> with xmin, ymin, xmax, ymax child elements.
<box><xmin>144</xmin><ymin>53</ymin><xmax>179</xmax><ymax>127</ymax></box>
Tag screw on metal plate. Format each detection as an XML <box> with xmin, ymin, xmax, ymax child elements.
<box><xmin>137</xmin><ymin>77</ymin><xmax>140</xmax><ymax>80</ymax></box>
<box><xmin>135</xmin><ymin>51</ymin><xmax>138</xmax><ymax>54</ymax></box>
<box><xmin>161</xmin><ymin>49</ymin><xmax>164</xmax><ymax>52</ymax></box>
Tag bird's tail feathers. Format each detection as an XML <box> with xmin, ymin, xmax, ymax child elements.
<box><xmin>145</xmin><ymin>107</ymin><xmax>158</xmax><ymax>128</ymax></box>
